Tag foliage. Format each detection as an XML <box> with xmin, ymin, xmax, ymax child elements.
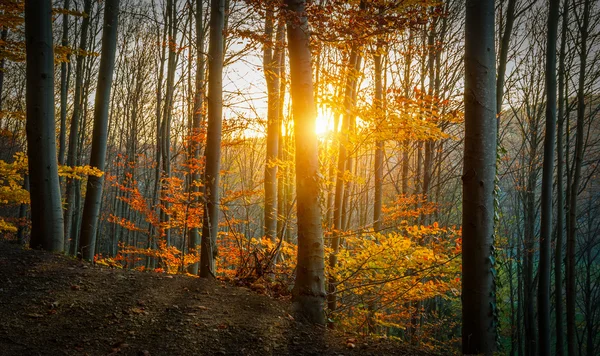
<box><xmin>330</xmin><ymin>224</ymin><xmax>461</xmax><ymax>342</ymax></box>
<box><xmin>0</xmin><ymin>152</ymin><xmax>103</xmax><ymax>235</ymax></box>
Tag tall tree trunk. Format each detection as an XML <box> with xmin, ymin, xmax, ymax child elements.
<box><xmin>0</xmin><ymin>26</ymin><xmax>7</xmax><ymax>128</ymax></box>
<box><xmin>462</xmin><ymin>0</ymin><xmax>497</xmax><ymax>354</ymax></box>
<box><xmin>64</xmin><ymin>0</ymin><xmax>93</xmax><ymax>253</ymax></box>
<box><xmin>496</xmin><ymin>0</ymin><xmax>516</xmax><ymax>119</ymax></box>
<box><xmin>276</xmin><ymin>22</ymin><xmax>286</xmax><ymax>240</ymax></box>
<box><xmin>286</xmin><ymin>0</ymin><xmax>326</xmax><ymax>325</ymax></box>
<box><xmin>200</xmin><ymin>0</ymin><xmax>225</xmax><ymax>278</ymax></box>
<box><xmin>58</xmin><ymin>0</ymin><xmax>71</xmax><ymax>168</ymax></box>
<box><xmin>328</xmin><ymin>47</ymin><xmax>360</xmax><ymax>318</ymax></box>
<box><xmin>567</xmin><ymin>1</ymin><xmax>590</xmax><ymax>354</ymax></box>
<box><xmin>555</xmin><ymin>1</ymin><xmax>569</xmax><ymax>354</ymax></box>
<box><xmin>524</xmin><ymin>157</ymin><xmax>537</xmax><ymax>356</ymax></box>
<box><xmin>25</xmin><ymin>0</ymin><xmax>65</xmax><ymax>252</ymax></box>
<box><xmin>79</xmin><ymin>0</ymin><xmax>120</xmax><ymax>261</ymax></box>
<box><xmin>538</xmin><ymin>0</ymin><xmax>559</xmax><ymax>353</ymax></box>
<box><xmin>188</xmin><ymin>0</ymin><xmax>206</xmax><ymax>275</ymax></box>
<box><xmin>401</xmin><ymin>30</ymin><xmax>412</xmax><ymax>197</ymax></box>
<box><xmin>149</xmin><ymin>4</ymin><xmax>169</xmax><ymax>268</ymax></box>
<box><xmin>373</xmin><ymin>38</ymin><xmax>384</xmax><ymax>232</ymax></box>
<box><xmin>161</xmin><ymin>0</ymin><xmax>178</xmax><ymax>247</ymax></box>
<box><xmin>263</xmin><ymin>5</ymin><xmax>282</xmax><ymax>243</ymax></box>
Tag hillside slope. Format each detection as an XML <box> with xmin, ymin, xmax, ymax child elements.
<box><xmin>0</xmin><ymin>241</ymin><xmax>438</xmax><ymax>355</ymax></box>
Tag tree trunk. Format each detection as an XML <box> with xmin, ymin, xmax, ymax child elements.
<box><xmin>263</xmin><ymin>5</ymin><xmax>282</xmax><ymax>243</ymax></box>
<box><xmin>555</xmin><ymin>1</ymin><xmax>569</xmax><ymax>354</ymax></box>
<box><xmin>286</xmin><ymin>0</ymin><xmax>326</xmax><ymax>325</ymax></box>
<box><xmin>58</xmin><ymin>0</ymin><xmax>71</xmax><ymax>168</ymax></box>
<box><xmin>200</xmin><ymin>0</ymin><xmax>225</xmax><ymax>278</ymax></box>
<box><xmin>161</xmin><ymin>0</ymin><xmax>178</xmax><ymax>247</ymax></box>
<box><xmin>79</xmin><ymin>0</ymin><xmax>120</xmax><ymax>261</ymax></box>
<box><xmin>188</xmin><ymin>0</ymin><xmax>206</xmax><ymax>275</ymax></box>
<box><xmin>538</xmin><ymin>0</ymin><xmax>559</xmax><ymax>353</ymax></box>
<box><xmin>0</xmin><ymin>26</ymin><xmax>8</xmax><ymax>128</ymax></box>
<box><xmin>373</xmin><ymin>43</ymin><xmax>384</xmax><ymax>232</ymax></box>
<box><xmin>496</xmin><ymin>0</ymin><xmax>516</xmax><ymax>119</ymax></box>
<box><xmin>328</xmin><ymin>47</ymin><xmax>361</xmax><ymax>318</ymax></box>
<box><xmin>64</xmin><ymin>0</ymin><xmax>93</xmax><ymax>253</ymax></box>
<box><xmin>25</xmin><ymin>0</ymin><xmax>65</xmax><ymax>252</ymax></box>
<box><xmin>462</xmin><ymin>0</ymin><xmax>497</xmax><ymax>354</ymax></box>
<box><xmin>567</xmin><ymin>1</ymin><xmax>590</xmax><ymax>354</ymax></box>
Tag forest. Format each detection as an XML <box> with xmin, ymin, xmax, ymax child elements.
<box><xmin>0</xmin><ymin>0</ymin><xmax>599</xmax><ymax>355</ymax></box>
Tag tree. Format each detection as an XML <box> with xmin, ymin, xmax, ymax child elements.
<box><xmin>57</xmin><ymin>0</ymin><xmax>71</xmax><ymax>168</ymax></box>
<box><xmin>200</xmin><ymin>0</ymin><xmax>225</xmax><ymax>278</ymax></box>
<box><xmin>286</xmin><ymin>0</ymin><xmax>326</xmax><ymax>324</ymax></box>
<box><xmin>187</xmin><ymin>0</ymin><xmax>206</xmax><ymax>275</ymax></box>
<box><xmin>160</xmin><ymin>0</ymin><xmax>179</xmax><ymax>247</ymax></box>
<box><xmin>538</xmin><ymin>0</ymin><xmax>559</xmax><ymax>353</ymax></box>
<box><xmin>263</xmin><ymin>2</ymin><xmax>281</xmax><ymax>244</ymax></box>
<box><xmin>79</xmin><ymin>0</ymin><xmax>120</xmax><ymax>261</ymax></box>
<box><xmin>24</xmin><ymin>0</ymin><xmax>64</xmax><ymax>251</ymax></box>
<box><xmin>554</xmin><ymin>1</ymin><xmax>569</xmax><ymax>353</ymax></box>
<box><xmin>496</xmin><ymin>0</ymin><xmax>516</xmax><ymax>119</ymax></box>
<box><xmin>462</xmin><ymin>0</ymin><xmax>497</xmax><ymax>354</ymax></box>
<box><xmin>567</xmin><ymin>0</ymin><xmax>591</xmax><ymax>354</ymax></box>
<box><xmin>63</xmin><ymin>0</ymin><xmax>92</xmax><ymax>253</ymax></box>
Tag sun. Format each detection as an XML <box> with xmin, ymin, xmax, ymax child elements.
<box><xmin>315</xmin><ymin>108</ymin><xmax>335</xmax><ymax>136</ymax></box>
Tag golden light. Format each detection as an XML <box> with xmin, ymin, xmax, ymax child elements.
<box><xmin>315</xmin><ymin>107</ymin><xmax>335</xmax><ymax>136</ymax></box>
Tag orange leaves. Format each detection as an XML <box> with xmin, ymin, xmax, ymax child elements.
<box><xmin>108</xmin><ymin>215</ymin><xmax>144</xmax><ymax>233</ymax></box>
<box><xmin>382</xmin><ymin>194</ymin><xmax>437</xmax><ymax>223</ymax></box>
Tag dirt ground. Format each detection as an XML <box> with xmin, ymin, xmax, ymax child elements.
<box><xmin>0</xmin><ymin>241</ymin><xmax>438</xmax><ymax>355</ymax></box>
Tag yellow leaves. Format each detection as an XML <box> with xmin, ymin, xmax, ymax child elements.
<box><xmin>330</xmin><ymin>224</ymin><xmax>461</xmax><ymax>335</ymax></box>
<box><xmin>0</xmin><ymin>153</ymin><xmax>28</xmax><ymax>205</ymax></box>
<box><xmin>59</xmin><ymin>164</ymin><xmax>104</xmax><ymax>179</ymax></box>
<box><xmin>0</xmin><ymin>218</ymin><xmax>17</xmax><ymax>233</ymax></box>
<box><xmin>0</xmin><ymin>110</ymin><xmax>25</xmax><ymax>122</ymax></box>
<box><xmin>54</xmin><ymin>46</ymin><xmax>100</xmax><ymax>63</ymax></box>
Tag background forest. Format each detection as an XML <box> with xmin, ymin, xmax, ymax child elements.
<box><xmin>0</xmin><ymin>0</ymin><xmax>599</xmax><ymax>355</ymax></box>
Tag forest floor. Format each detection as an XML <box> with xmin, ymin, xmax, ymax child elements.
<box><xmin>0</xmin><ymin>241</ymin><xmax>439</xmax><ymax>356</ymax></box>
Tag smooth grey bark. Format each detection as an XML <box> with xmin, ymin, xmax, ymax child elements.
<box><xmin>401</xmin><ymin>30</ymin><xmax>412</xmax><ymax>197</ymax></box>
<box><xmin>0</xmin><ymin>26</ymin><xmax>7</xmax><ymax>125</ymax></box>
<box><xmin>496</xmin><ymin>0</ymin><xmax>516</xmax><ymax>118</ymax></box>
<box><xmin>276</xmin><ymin>22</ymin><xmax>286</xmax><ymax>241</ymax></box>
<box><xmin>538</xmin><ymin>0</ymin><xmax>559</xmax><ymax>353</ymax></box>
<box><xmin>462</xmin><ymin>0</ymin><xmax>497</xmax><ymax>354</ymax></box>
<box><xmin>64</xmin><ymin>0</ymin><xmax>92</xmax><ymax>252</ymax></box>
<box><xmin>187</xmin><ymin>0</ymin><xmax>206</xmax><ymax>276</ymax></box>
<box><xmin>160</xmin><ymin>0</ymin><xmax>178</xmax><ymax>247</ymax></box>
<box><xmin>567</xmin><ymin>0</ymin><xmax>590</xmax><ymax>354</ymax></box>
<box><xmin>25</xmin><ymin>0</ymin><xmax>65</xmax><ymax>252</ymax></box>
<box><xmin>200</xmin><ymin>0</ymin><xmax>225</xmax><ymax>278</ymax></box>
<box><xmin>148</xmin><ymin>0</ymin><xmax>169</xmax><ymax>269</ymax></box>
<box><xmin>286</xmin><ymin>0</ymin><xmax>326</xmax><ymax>325</ymax></box>
<box><xmin>555</xmin><ymin>1</ymin><xmax>569</xmax><ymax>353</ymax></box>
<box><xmin>79</xmin><ymin>0</ymin><xmax>120</xmax><ymax>261</ymax></box>
<box><xmin>58</xmin><ymin>0</ymin><xmax>71</xmax><ymax>167</ymax></box>
<box><xmin>263</xmin><ymin>4</ymin><xmax>282</xmax><ymax>243</ymax></box>
<box><xmin>373</xmin><ymin>40</ymin><xmax>384</xmax><ymax>232</ymax></box>
<box><xmin>328</xmin><ymin>48</ymin><xmax>360</xmax><ymax>318</ymax></box>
